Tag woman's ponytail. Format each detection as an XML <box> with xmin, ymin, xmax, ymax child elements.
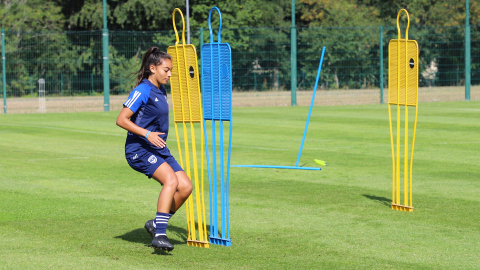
<box><xmin>133</xmin><ymin>47</ymin><xmax>171</xmax><ymax>87</ymax></box>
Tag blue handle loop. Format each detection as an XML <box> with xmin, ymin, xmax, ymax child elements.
<box><xmin>208</xmin><ymin>7</ymin><xmax>222</xmax><ymax>43</ymax></box>
<box><xmin>172</xmin><ymin>8</ymin><xmax>186</xmax><ymax>45</ymax></box>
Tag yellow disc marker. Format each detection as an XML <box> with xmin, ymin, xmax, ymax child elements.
<box><xmin>167</xmin><ymin>8</ymin><xmax>209</xmax><ymax>247</ymax></box>
<box><xmin>388</xmin><ymin>9</ymin><xmax>419</xmax><ymax>212</ymax></box>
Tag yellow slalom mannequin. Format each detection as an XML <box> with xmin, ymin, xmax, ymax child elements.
<box><xmin>167</xmin><ymin>8</ymin><xmax>209</xmax><ymax>247</ymax></box>
<box><xmin>388</xmin><ymin>9</ymin><xmax>419</xmax><ymax>212</ymax></box>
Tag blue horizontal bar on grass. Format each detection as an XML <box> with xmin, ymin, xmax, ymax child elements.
<box><xmin>209</xmin><ymin>236</ymin><xmax>232</xmax><ymax>247</ymax></box>
<box><xmin>231</xmin><ymin>165</ymin><xmax>321</xmax><ymax>170</ymax></box>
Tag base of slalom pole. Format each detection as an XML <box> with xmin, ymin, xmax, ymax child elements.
<box><xmin>391</xmin><ymin>203</ymin><xmax>413</xmax><ymax>212</ymax></box>
<box><xmin>209</xmin><ymin>236</ymin><xmax>232</xmax><ymax>247</ymax></box>
<box><xmin>187</xmin><ymin>239</ymin><xmax>210</xmax><ymax>248</ymax></box>
<box><xmin>231</xmin><ymin>165</ymin><xmax>321</xmax><ymax>171</ymax></box>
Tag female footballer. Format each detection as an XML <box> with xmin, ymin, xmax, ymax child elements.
<box><xmin>116</xmin><ymin>47</ymin><xmax>192</xmax><ymax>251</ymax></box>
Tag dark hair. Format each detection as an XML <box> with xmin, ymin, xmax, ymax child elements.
<box><xmin>134</xmin><ymin>47</ymin><xmax>171</xmax><ymax>87</ymax></box>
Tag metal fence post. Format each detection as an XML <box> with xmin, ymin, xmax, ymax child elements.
<box><xmin>186</xmin><ymin>0</ymin><xmax>191</xmax><ymax>44</ymax></box>
<box><xmin>38</xmin><ymin>78</ymin><xmax>45</xmax><ymax>113</ymax></box>
<box><xmin>2</xmin><ymin>27</ymin><xmax>6</xmax><ymax>114</ymax></box>
<box><xmin>199</xmin><ymin>27</ymin><xmax>203</xmax><ymax>83</ymax></box>
<box><xmin>120</xmin><ymin>73</ymin><xmax>123</xmax><ymax>95</ymax></box>
<box><xmin>102</xmin><ymin>0</ymin><xmax>110</xmax><ymax>111</ymax></box>
<box><xmin>380</xmin><ymin>26</ymin><xmax>384</xmax><ymax>104</ymax></box>
<box><xmin>465</xmin><ymin>0</ymin><xmax>471</xmax><ymax>102</ymax></box>
<box><xmin>290</xmin><ymin>0</ymin><xmax>297</xmax><ymax>106</ymax></box>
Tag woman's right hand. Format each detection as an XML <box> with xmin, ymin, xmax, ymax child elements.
<box><xmin>147</xmin><ymin>132</ymin><xmax>166</xmax><ymax>148</ymax></box>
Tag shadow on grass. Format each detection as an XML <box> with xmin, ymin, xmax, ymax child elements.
<box><xmin>115</xmin><ymin>223</ymin><xmax>210</xmax><ymax>255</ymax></box>
<box><xmin>115</xmin><ymin>225</ymin><xmax>189</xmax><ymax>245</ymax></box>
<box><xmin>115</xmin><ymin>225</ymin><xmax>192</xmax><ymax>255</ymax></box>
<box><xmin>363</xmin><ymin>194</ymin><xmax>391</xmax><ymax>207</ymax></box>
<box><xmin>115</xmin><ymin>225</ymin><xmax>191</xmax><ymax>255</ymax></box>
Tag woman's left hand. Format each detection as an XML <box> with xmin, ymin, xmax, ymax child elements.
<box><xmin>117</xmin><ymin>107</ymin><xmax>166</xmax><ymax>148</ymax></box>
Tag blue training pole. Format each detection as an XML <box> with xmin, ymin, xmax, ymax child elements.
<box><xmin>295</xmin><ymin>46</ymin><xmax>326</xmax><ymax>167</ymax></box>
<box><xmin>211</xmin><ymin>86</ymin><xmax>219</xmax><ymax>240</ymax></box>
<box><xmin>203</xmin><ymin>119</ymin><xmax>214</xmax><ymax>238</ymax></box>
<box><xmin>208</xmin><ymin>14</ymin><xmax>220</xmax><ymax>239</ymax></box>
<box><xmin>218</xmin><ymin>42</ymin><xmax>226</xmax><ymax>241</ymax></box>
<box><xmin>226</xmin><ymin>121</ymin><xmax>232</xmax><ymax>238</ymax></box>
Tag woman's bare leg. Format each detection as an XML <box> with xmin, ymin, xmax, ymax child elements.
<box><xmin>170</xmin><ymin>170</ymin><xmax>192</xmax><ymax>212</ymax></box>
<box><xmin>151</xmin><ymin>162</ymin><xmax>178</xmax><ymax>213</ymax></box>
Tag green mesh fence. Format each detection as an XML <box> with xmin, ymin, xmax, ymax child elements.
<box><xmin>0</xmin><ymin>26</ymin><xmax>479</xmax><ymax>114</ymax></box>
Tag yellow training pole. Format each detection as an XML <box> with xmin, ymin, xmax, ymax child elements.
<box><xmin>388</xmin><ymin>9</ymin><xmax>419</xmax><ymax>212</ymax></box>
<box><xmin>182</xmin><ymin>36</ymin><xmax>205</xmax><ymax>243</ymax></box>
<box><xmin>200</xmin><ymin>120</ymin><xmax>208</xmax><ymax>242</ymax></box>
<box><xmin>175</xmin><ymin>12</ymin><xmax>195</xmax><ymax>240</ymax></box>
<box><xmin>410</xmin><ymin>105</ymin><xmax>418</xmax><ymax>206</ymax></box>
<box><xmin>168</xmin><ymin>8</ymin><xmax>209</xmax><ymax>248</ymax></box>
<box><xmin>396</xmin><ymin>80</ymin><xmax>401</xmax><ymax>206</ymax></box>
<box><xmin>389</xmin><ymin>105</ymin><xmax>395</xmax><ymax>205</ymax></box>
<box><xmin>396</xmin><ymin>21</ymin><xmax>401</xmax><ymax>207</ymax></box>
<box><xmin>404</xmin><ymin>26</ymin><xmax>409</xmax><ymax>208</ymax></box>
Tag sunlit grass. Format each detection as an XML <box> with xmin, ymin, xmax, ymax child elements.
<box><xmin>0</xmin><ymin>101</ymin><xmax>479</xmax><ymax>269</ymax></box>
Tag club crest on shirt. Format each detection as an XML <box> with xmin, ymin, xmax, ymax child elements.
<box><xmin>148</xmin><ymin>155</ymin><xmax>157</xmax><ymax>164</ymax></box>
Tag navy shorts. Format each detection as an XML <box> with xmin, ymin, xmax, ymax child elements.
<box><xmin>126</xmin><ymin>147</ymin><xmax>183</xmax><ymax>178</ymax></box>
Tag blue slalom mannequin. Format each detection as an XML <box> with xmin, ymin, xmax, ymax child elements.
<box><xmin>232</xmin><ymin>46</ymin><xmax>327</xmax><ymax>170</ymax></box>
<box><xmin>201</xmin><ymin>7</ymin><xmax>232</xmax><ymax>247</ymax></box>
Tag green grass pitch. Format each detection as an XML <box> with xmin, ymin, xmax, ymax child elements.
<box><xmin>0</xmin><ymin>101</ymin><xmax>479</xmax><ymax>269</ymax></box>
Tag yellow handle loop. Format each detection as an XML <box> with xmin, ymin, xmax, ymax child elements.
<box><xmin>396</xmin><ymin>9</ymin><xmax>410</xmax><ymax>40</ymax></box>
<box><xmin>172</xmin><ymin>8</ymin><xmax>186</xmax><ymax>45</ymax></box>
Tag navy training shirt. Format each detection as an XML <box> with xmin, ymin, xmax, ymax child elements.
<box><xmin>123</xmin><ymin>79</ymin><xmax>172</xmax><ymax>156</ymax></box>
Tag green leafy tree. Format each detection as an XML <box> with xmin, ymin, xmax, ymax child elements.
<box><xmin>298</xmin><ymin>0</ymin><xmax>480</xmax><ymax>89</ymax></box>
<box><xmin>298</xmin><ymin>0</ymin><xmax>382</xmax><ymax>90</ymax></box>
<box><xmin>2</xmin><ymin>0</ymin><xmax>478</xmax><ymax>95</ymax></box>
<box><xmin>64</xmin><ymin>0</ymin><xmax>185</xmax><ymax>31</ymax></box>
<box><xmin>188</xmin><ymin>0</ymin><xmax>296</xmax><ymax>91</ymax></box>
<box><xmin>0</xmin><ymin>0</ymin><xmax>81</xmax><ymax>96</ymax></box>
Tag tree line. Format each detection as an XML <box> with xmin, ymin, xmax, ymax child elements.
<box><xmin>0</xmin><ymin>0</ymin><xmax>478</xmax><ymax>96</ymax></box>
<box><xmin>2</xmin><ymin>0</ymin><xmax>478</xmax><ymax>32</ymax></box>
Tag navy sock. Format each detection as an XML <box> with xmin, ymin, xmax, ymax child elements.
<box><xmin>154</xmin><ymin>212</ymin><xmax>171</xmax><ymax>237</ymax></box>
<box><xmin>152</xmin><ymin>211</ymin><xmax>174</xmax><ymax>229</ymax></box>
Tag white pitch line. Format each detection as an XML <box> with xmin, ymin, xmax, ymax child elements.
<box><xmin>3</xmin><ymin>124</ymin><xmax>477</xmax><ymax>151</ymax></box>
<box><xmin>28</xmin><ymin>157</ymin><xmax>89</xmax><ymax>161</ymax></box>
<box><xmin>0</xmin><ymin>123</ymin><xmax>124</xmax><ymax>136</ymax></box>
<box><xmin>232</xmin><ymin>145</ymin><xmax>289</xmax><ymax>151</ymax></box>
<box><xmin>440</xmin><ymin>108</ymin><xmax>480</xmax><ymax>112</ymax></box>
<box><xmin>306</xmin><ymin>141</ymin><xmax>480</xmax><ymax>150</ymax></box>
<box><xmin>174</xmin><ymin>138</ymin><xmax>289</xmax><ymax>151</ymax></box>
<box><xmin>428</xmin><ymin>142</ymin><xmax>479</xmax><ymax>145</ymax></box>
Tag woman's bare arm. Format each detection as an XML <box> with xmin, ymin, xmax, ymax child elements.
<box><xmin>116</xmin><ymin>107</ymin><xmax>166</xmax><ymax>148</ymax></box>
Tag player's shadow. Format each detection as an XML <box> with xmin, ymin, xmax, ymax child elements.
<box><xmin>363</xmin><ymin>194</ymin><xmax>391</xmax><ymax>207</ymax></box>
<box><xmin>115</xmin><ymin>225</ymin><xmax>190</xmax><ymax>255</ymax></box>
